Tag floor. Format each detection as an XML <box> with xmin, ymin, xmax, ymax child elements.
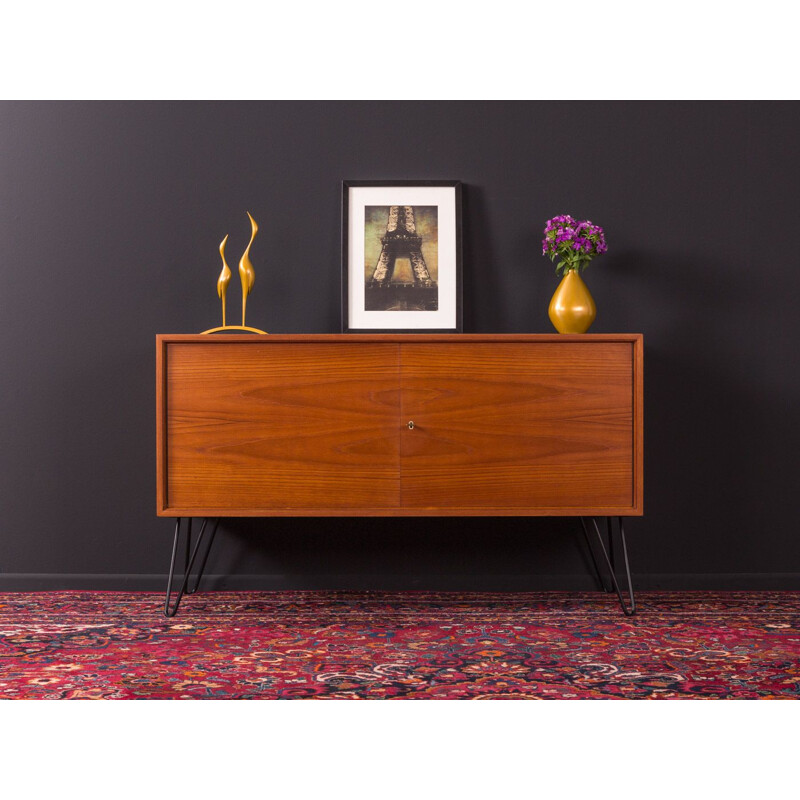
<box><xmin>0</xmin><ymin>591</ymin><xmax>797</xmax><ymax>699</ymax></box>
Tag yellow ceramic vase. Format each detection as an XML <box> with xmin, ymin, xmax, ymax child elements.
<box><xmin>548</xmin><ymin>268</ymin><xmax>597</xmax><ymax>334</ymax></box>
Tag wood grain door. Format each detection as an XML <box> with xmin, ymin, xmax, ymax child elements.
<box><xmin>399</xmin><ymin>342</ymin><xmax>635</xmax><ymax>514</ymax></box>
<box><xmin>164</xmin><ymin>342</ymin><xmax>401</xmax><ymax>515</ymax></box>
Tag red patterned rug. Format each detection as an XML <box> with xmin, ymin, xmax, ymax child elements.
<box><xmin>0</xmin><ymin>591</ymin><xmax>797</xmax><ymax>699</ymax></box>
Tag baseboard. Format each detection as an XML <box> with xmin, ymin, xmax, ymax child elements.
<box><xmin>0</xmin><ymin>573</ymin><xmax>797</xmax><ymax>591</ymax></box>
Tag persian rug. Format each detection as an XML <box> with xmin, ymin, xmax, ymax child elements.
<box><xmin>0</xmin><ymin>591</ymin><xmax>797</xmax><ymax>699</ymax></box>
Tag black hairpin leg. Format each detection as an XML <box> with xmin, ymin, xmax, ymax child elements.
<box><xmin>581</xmin><ymin>517</ymin><xmax>612</xmax><ymax>593</ymax></box>
<box><xmin>580</xmin><ymin>516</ymin><xmax>636</xmax><ymax>616</ymax></box>
<box><xmin>164</xmin><ymin>517</ymin><xmax>220</xmax><ymax>617</ymax></box>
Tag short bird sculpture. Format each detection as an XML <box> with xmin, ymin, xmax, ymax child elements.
<box><xmin>239</xmin><ymin>212</ymin><xmax>258</xmax><ymax>327</ymax></box>
<box><xmin>216</xmin><ymin>234</ymin><xmax>231</xmax><ymax>327</ymax></box>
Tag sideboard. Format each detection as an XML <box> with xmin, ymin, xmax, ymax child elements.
<box><xmin>157</xmin><ymin>334</ymin><xmax>643</xmax><ymax>614</ymax></box>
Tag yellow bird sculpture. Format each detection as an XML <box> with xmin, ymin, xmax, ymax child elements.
<box><xmin>239</xmin><ymin>212</ymin><xmax>258</xmax><ymax>327</ymax></box>
<box><xmin>200</xmin><ymin>211</ymin><xmax>266</xmax><ymax>335</ymax></box>
<box><xmin>216</xmin><ymin>234</ymin><xmax>231</xmax><ymax>327</ymax></box>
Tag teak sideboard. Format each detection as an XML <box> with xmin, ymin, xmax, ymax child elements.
<box><xmin>156</xmin><ymin>334</ymin><xmax>643</xmax><ymax>614</ymax></box>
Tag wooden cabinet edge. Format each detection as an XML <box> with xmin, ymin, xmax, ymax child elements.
<box><xmin>156</xmin><ymin>333</ymin><xmax>643</xmax><ymax>344</ymax></box>
<box><xmin>156</xmin><ymin>336</ymin><xmax>167</xmax><ymax>516</ymax></box>
<box><xmin>633</xmin><ymin>336</ymin><xmax>644</xmax><ymax>515</ymax></box>
<box><xmin>158</xmin><ymin>506</ymin><xmax>644</xmax><ymax>518</ymax></box>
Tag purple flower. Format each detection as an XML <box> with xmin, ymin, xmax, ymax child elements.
<box><xmin>541</xmin><ymin>213</ymin><xmax>608</xmax><ymax>275</ymax></box>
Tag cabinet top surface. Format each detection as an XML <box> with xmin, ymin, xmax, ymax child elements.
<box><xmin>158</xmin><ymin>333</ymin><xmax>642</xmax><ymax>344</ymax></box>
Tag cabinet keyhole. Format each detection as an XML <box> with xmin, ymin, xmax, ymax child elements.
<box><xmin>407</xmin><ymin>421</ymin><xmax>415</xmax><ymax>430</ymax></box>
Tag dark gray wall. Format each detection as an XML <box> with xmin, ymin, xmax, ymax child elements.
<box><xmin>1</xmin><ymin>101</ymin><xmax>798</xmax><ymax>589</ymax></box>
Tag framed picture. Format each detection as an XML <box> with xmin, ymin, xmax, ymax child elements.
<box><xmin>342</xmin><ymin>180</ymin><xmax>462</xmax><ymax>332</ymax></box>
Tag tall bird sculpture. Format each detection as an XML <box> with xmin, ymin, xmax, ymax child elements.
<box><xmin>239</xmin><ymin>212</ymin><xmax>258</xmax><ymax>327</ymax></box>
<box><xmin>216</xmin><ymin>234</ymin><xmax>231</xmax><ymax>327</ymax></box>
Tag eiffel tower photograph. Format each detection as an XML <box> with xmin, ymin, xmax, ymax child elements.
<box><xmin>364</xmin><ymin>205</ymin><xmax>438</xmax><ymax>311</ymax></box>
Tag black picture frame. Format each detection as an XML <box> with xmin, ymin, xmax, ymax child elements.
<box><xmin>342</xmin><ymin>180</ymin><xmax>463</xmax><ymax>333</ymax></box>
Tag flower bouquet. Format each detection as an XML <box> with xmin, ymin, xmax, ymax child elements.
<box><xmin>542</xmin><ymin>214</ymin><xmax>607</xmax><ymax>277</ymax></box>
